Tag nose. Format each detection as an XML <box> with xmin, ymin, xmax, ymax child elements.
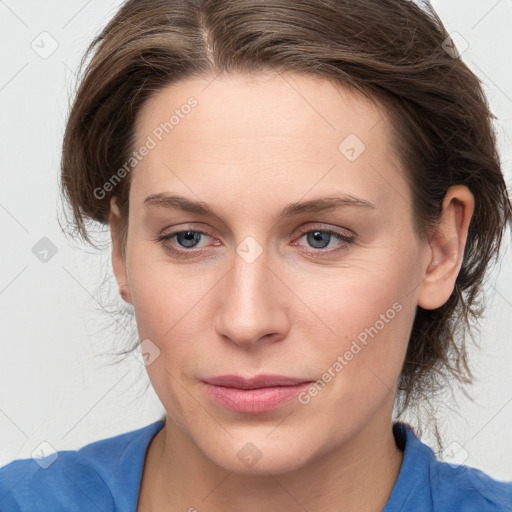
<box><xmin>213</xmin><ymin>248</ymin><xmax>290</xmax><ymax>348</ymax></box>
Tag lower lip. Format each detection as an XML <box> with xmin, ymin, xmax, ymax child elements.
<box><xmin>203</xmin><ymin>382</ymin><xmax>312</xmax><ymax>413</ymax></box>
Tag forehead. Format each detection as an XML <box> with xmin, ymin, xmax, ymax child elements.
<box><xmin>130</xmin><ymin>72</ymin><xmax>408</xmax><ymax>216</ymax></box>
<box><xmin>135</xmin><ymin>71</ymin><xmax>389</xmax><ymax>148</ymax></box>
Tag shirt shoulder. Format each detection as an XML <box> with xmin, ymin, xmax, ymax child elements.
<box><xmin>431</xmin><ymin>453</ymin><xmax>512</xmax><ymax>512</ymax></box>
<box><xmin>0</xmin><ymin>420</ymin><xmax>165</xmax><ymax>512</ymax></box>
<box><xmin>384</xmin><ymin>422</ymin><xmax>512</xmax><ymax>512</ymax></box>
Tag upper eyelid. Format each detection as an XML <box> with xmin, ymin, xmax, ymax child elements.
<box><xmin>295</xmin><ymin>224</ymin><xmax>355</xmax><ymax>236</ymax></box>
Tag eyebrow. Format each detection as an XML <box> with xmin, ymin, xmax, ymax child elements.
<box><xmin>143</xmin><ymin>193</ymin><xmax>376</xmax><ymax>220</ymax></box>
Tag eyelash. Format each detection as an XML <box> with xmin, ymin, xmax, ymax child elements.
<box><xmin>154</xmin><ymin>226</ymin><xmax>356</xmax><ymax>258</ymax></box>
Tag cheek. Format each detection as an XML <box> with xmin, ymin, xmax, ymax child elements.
<box><xmin>293</xmin><ymin>248</ymin><xmax>418</xmax><ymax>404</ymax></box>
<box><xmin>125</xmin><ymin>255</ymin><xmax>217</xmax><ymax>404</ymax></box>
<box><xmin>296</xmin><ymin>249</ymin><xmax>415</xmax><ymax>343</ymax></box>
<box><xmin>126</xmin><ymin>248</ymin><xmax>217</xmax><ymax>340</ymax></box>
<box><xmin>127</xmin><ymin>260</ymin><xmax>209</xmax><ymax>423</ymax></box>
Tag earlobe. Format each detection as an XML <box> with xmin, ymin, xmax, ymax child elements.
<box><xmin>417</xmin><ymin>186</ymin><xmax>474</xmax><ymax>310</ymax></box>
<box><xmin>109</xmin><ymin>197</ymin><xmax>133</xmax><ymax>305</ymax></box>
<box><xmin>119</xmin><ymin>284</ymin><xmax>132</xmax><ymax>303</ymax></box>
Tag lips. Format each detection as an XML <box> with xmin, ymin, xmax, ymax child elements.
<box><xmin>202</xmin><ymin>374</ymin><xmax>313</xmax><ymax>413</ymax></box>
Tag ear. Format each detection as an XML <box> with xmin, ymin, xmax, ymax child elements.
<box><xmin>417</xmin><ymin>185</ymin><xmax>475</xmax><ymax>310</ymax></box>
<box><xmin>109</xmin><ymin>196</ymin><xmax>133</xmax><ymax>305</ymax></box>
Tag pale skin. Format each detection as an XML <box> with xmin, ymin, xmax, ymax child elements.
<box><xmin>108</xmin><ymin>71</ymin><xmax>474</xmax><ymax>511</ymax></box>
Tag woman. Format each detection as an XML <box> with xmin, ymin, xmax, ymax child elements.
<box><xmin>1</xmin><ymin>0</ymin><xmax>511</xmax><ymax>510</ymax></box>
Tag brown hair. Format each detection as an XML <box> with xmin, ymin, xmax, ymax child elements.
<box><xmin>59</xmin><ymin>0</ymin><xmax>512</xmax><ymax>429</ymax></box>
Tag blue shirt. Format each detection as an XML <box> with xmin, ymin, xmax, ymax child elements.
<box><xmin>1</xmin><ymin>420</ymin><xmax>511</xmax><ymax>511</ymax></box>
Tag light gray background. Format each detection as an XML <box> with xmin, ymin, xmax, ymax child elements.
<box><xmin>1</xmin><ymin>0</ymin><xmax>511</xmax><ymax>480</ymax></box>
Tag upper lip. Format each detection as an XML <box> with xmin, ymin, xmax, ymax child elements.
<box><xmin>202</xmin><ymin>374</ymin><xmax>312</xmax><ymax>389</ymax></box>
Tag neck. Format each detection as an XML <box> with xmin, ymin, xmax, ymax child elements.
<box><xmin>138</xmin><ymin>402</ymin><xmax>403</xmax><ymax>511</ymax></box>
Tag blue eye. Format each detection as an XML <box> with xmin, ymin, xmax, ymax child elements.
<box><xmin>174</xmin><ymin>230</ymin><xmax>203</xmax><ymax>248</ymax></box>
<box><xmin>156</xmin><ymin>229</ymin><xmax>212</xmax><ymax>253</ymax></box>
<box><xmin>296</xmin><ymin>229</ymin><xmax>355</xmax><ymax>252</ymax></box>
<box><xmin>306</xmin><ymin>230</ymin><xmax>332</xmax><ymax>248</ymax></box>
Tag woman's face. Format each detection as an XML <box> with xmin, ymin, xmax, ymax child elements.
<box><xmin>112</xmin><ymin>72</ymin><xmax>432</xmax><ymax>473</ymax></box>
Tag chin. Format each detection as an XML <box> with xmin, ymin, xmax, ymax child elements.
<box><xmin>196</xmin><ymin>430</ymin><xmax>321</xmax><ymax>476</ymax></box>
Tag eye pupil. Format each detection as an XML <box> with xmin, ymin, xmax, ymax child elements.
<box><xmin>307</xmin><ymin>230</ymin><xmax>330</xmax><ymax>249</ymax></box>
